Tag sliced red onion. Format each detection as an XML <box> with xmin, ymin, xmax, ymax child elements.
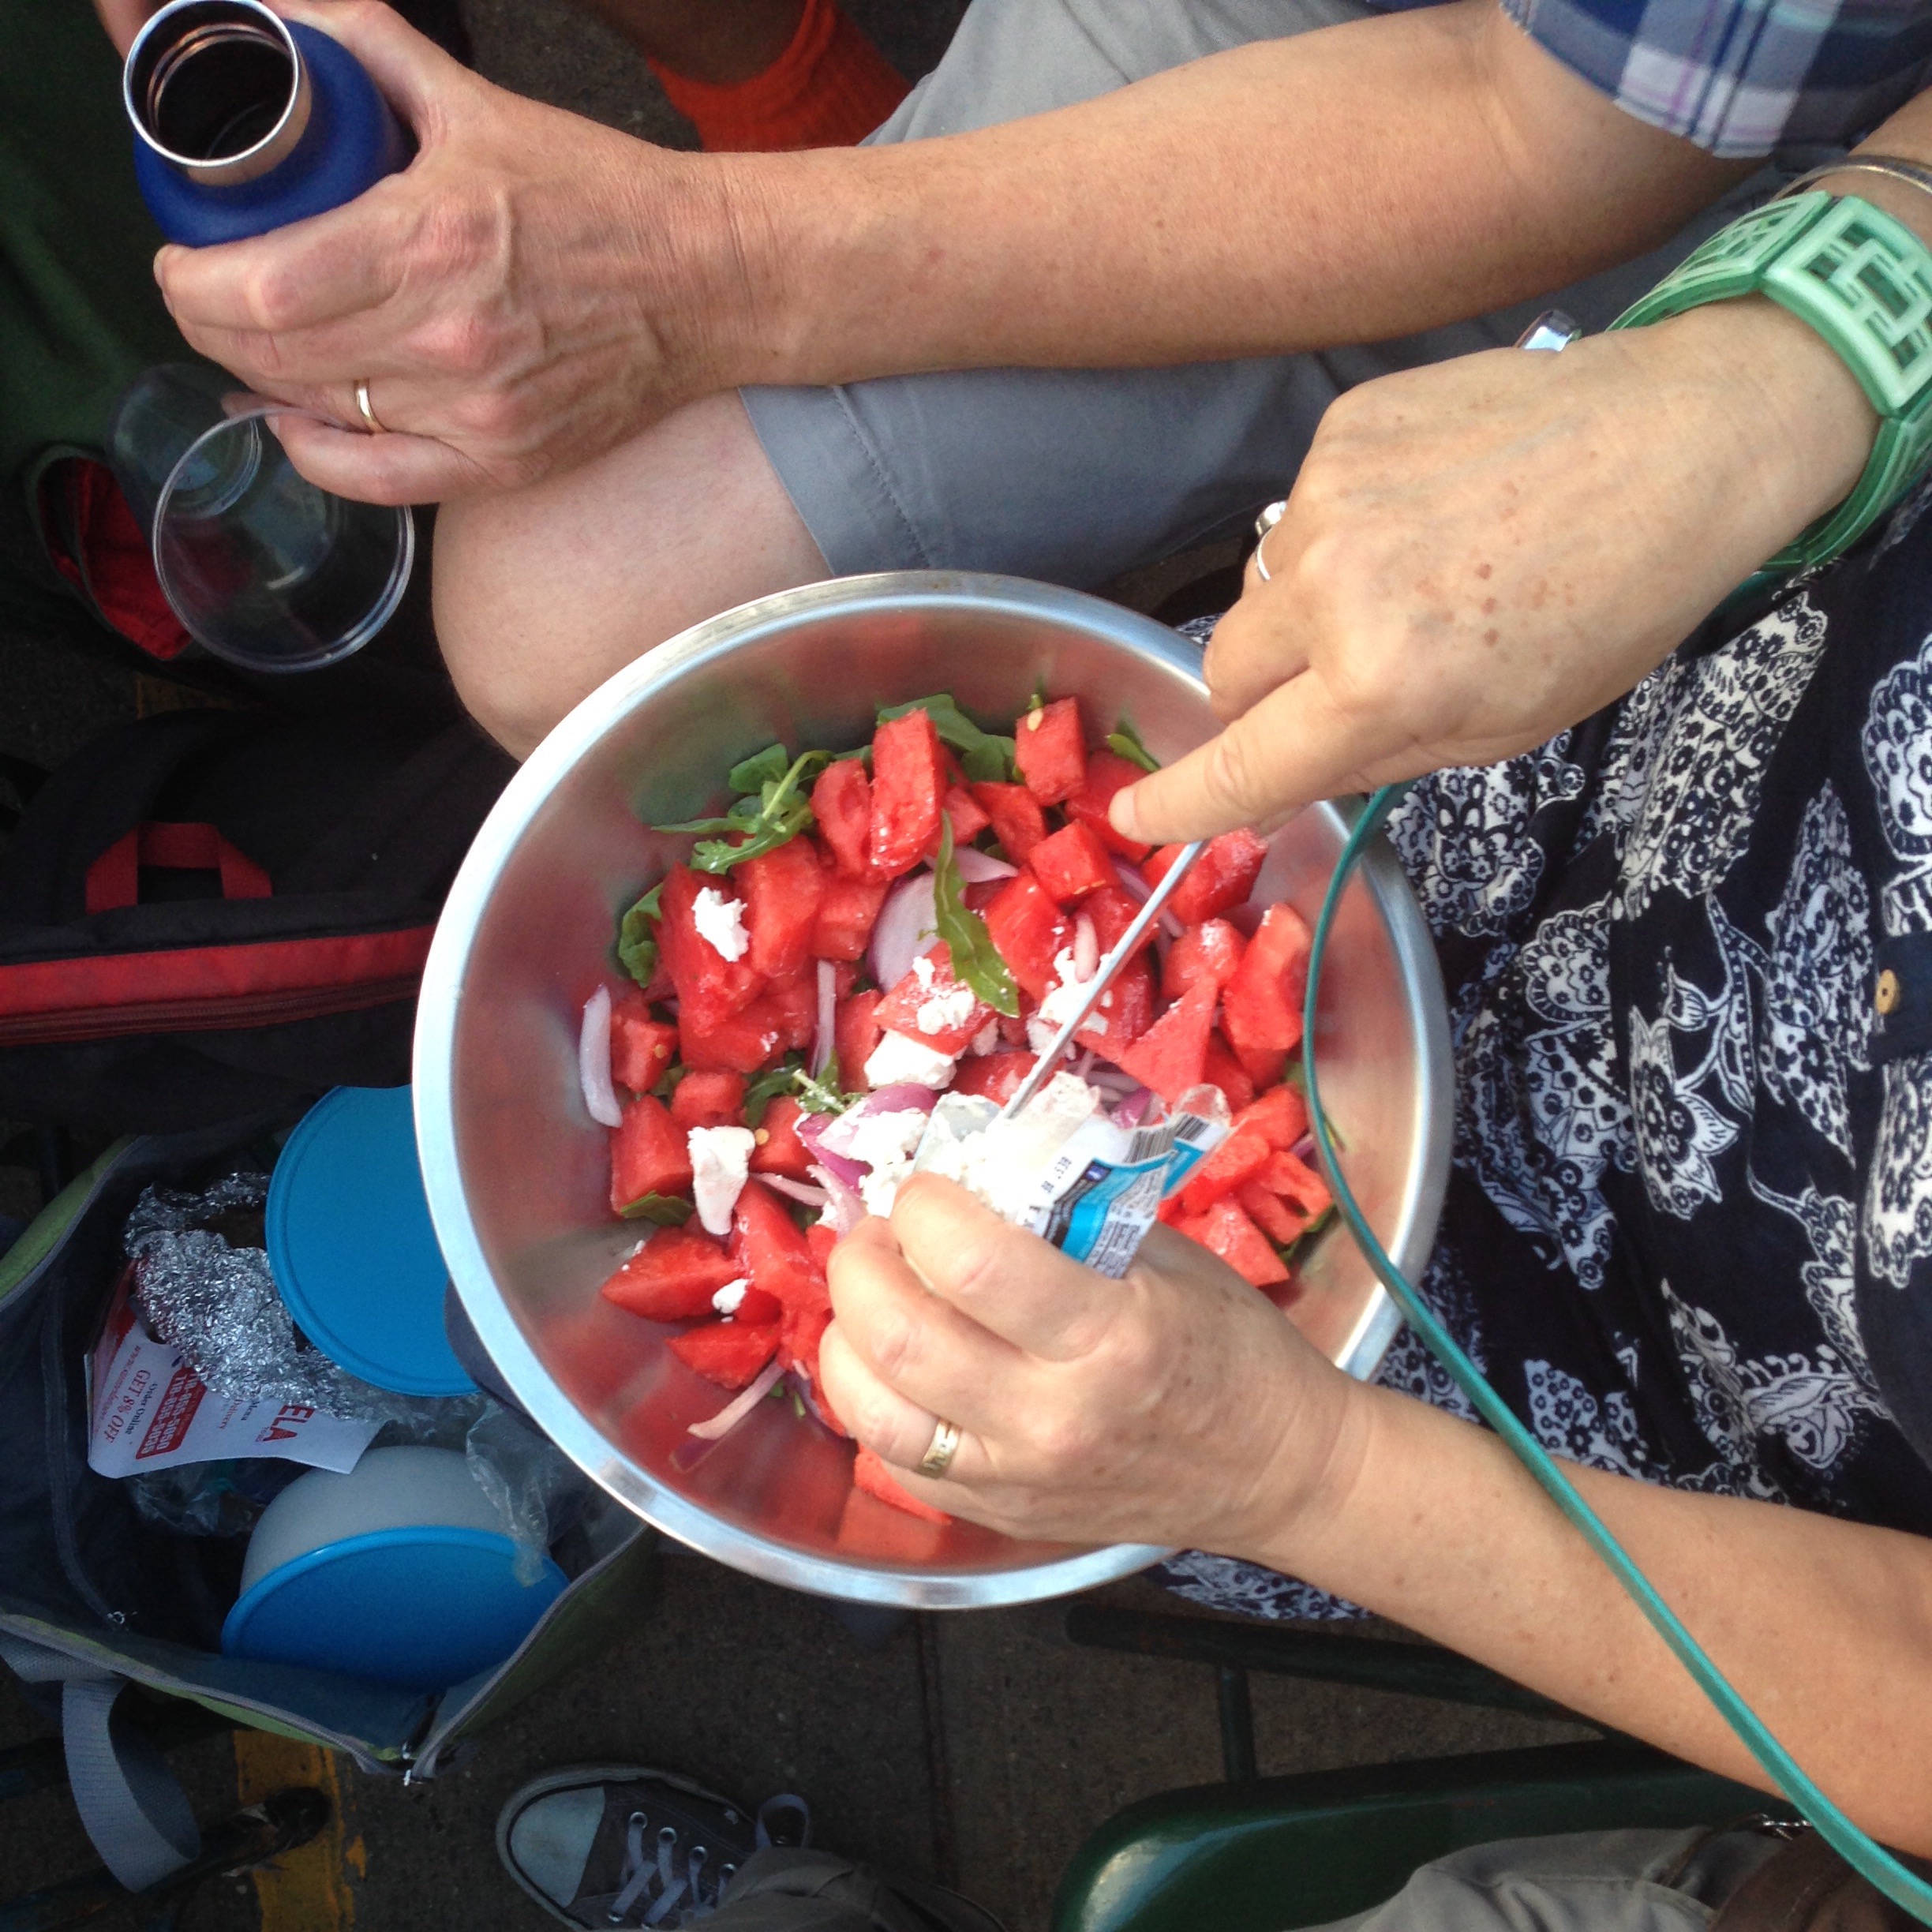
<box><xmin>1111</xmin><ymin>859</ymin><xmax>1151</xmax><ymax>903</ymax></box>
<box><xmin>811</xmin><ymin>1163</ymin><xmax>865</xmax><ymax>1233</ymax></box>
<box><xmin>1073</xmin><ymin>912</ymin><xmax>1099</xmax><ymax>983</ymax></box>
<box><xmin>1161</xmin><ymin>909</ymin><xmax>1185</xmax><ymax>941</ymax></box>
<box><xmin>816</xmin><ymin>1084</ymin><xmax>937</xmax><ymax>1160</ymax></box>
<box><xmin>868</xmin><ymin>871</ymin><xmax>937</xmax><ymax>992</ymax></box>
<box><xmin>1112</xmin><ymin>1085</ymin><xmax>1156</xmax><ymax>1128</ymax></box>
<box><xmin>796</xmin><ymin>1114</ymin><xmax>867</xmax><ymax>1189</ymax></box>
<box><xmin>1084</xmin><ymin>1064</ymin><xmax>1141</xmax><ymax>1099</ymax></box>
<box><xmin>811</xmin><ymin>958</ymin><xmax>837</xmax><ymax>1077</ymax></box>
<box><xmin>687</xmin><ymin>1357</ymin><xmax>785</xmax><ymax>1440</ymax></box>
<box><xmin>1073</xmin><ymin>1047</ymin><xmax>1096</xmax><ymax>1081</ymax></box>
<box><xmin>760</xmin><ymin>1174</ymin><xmax>831</xmax><ymax>1210</ymax></box>
<box><xmin>954</xmin><ymin>848</ymin><xmax>1018</xmax><ymax>883</ymax></box>
<box><xmin>578</xmin><ymin>985</ymin><xmax>623</xmax><ymax>1128</ymax></box>
<box><xmin>1290</xmin><ymin>1133</ymin><xmax>1317</xmax><ymax>1163</ymax></box>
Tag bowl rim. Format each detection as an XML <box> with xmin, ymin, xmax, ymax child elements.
<box><xmin>414</xmin><ymin>571</ymin><xmax>1451</xmax><ymax>1607</ymax></box>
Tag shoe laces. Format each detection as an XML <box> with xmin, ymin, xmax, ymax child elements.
<box><xmin>604</xmin><ymin>1795</ymin><xmax>810</xmax><ymax>1925</ymax></box>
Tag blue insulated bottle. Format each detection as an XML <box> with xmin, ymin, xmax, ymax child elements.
<box><xmin>125</xmin><ymin>0</ymin><xmax>410</xmax><ymax>245</ymax></box>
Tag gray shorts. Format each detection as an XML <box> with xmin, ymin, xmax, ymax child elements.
<box><xmin>738</xmin><ymin>0</ymin><xmax>1770</xmax><ymax>587</ymax></box>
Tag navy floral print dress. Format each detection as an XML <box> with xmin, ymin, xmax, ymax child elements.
<box><xmin>1157</xmin><ymin>496</ymin><xmax>1932</xmax><ymax>1619</ymax></box>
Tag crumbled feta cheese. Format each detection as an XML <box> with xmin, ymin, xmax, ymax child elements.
<box><xmin>843</xmin><ymin>1104</ymin><xmax>937</xmax><ymax>1219</ymax></box>
<box><xmin>1028</xmin><ymin>960</ymin><xmax>1106</xmax><ymax>1053</ymax></box>
<box><xmin>915</xmin><ymin>1076</ymin><xmax>1100</xmax><ymax>1222</ymax></box>
<box><xmin>687</xmin><ymin>1125</ymin><xmax>755</xmax><ymax>1235</ymax></box>
<box><xmin>712</xmin><ymin>1277</ymin><xmax>751</xmax><ymax>1316</ymax></box>
<box><xmin>917</xmin><ymin>983</ymin><xmax>979</xmax><ymax>1035</ymax></box>
<box><xmin>968</xmin><ymin>1018</ymin><xmax>1001</xmax><ymax>1056</ymax></box>
<box><xmin>691</xmin><ymin>887</ymin><xmax>749</xmax><ymax>962</ymax></box>
<box><xmin>864</xmin><ymin>1028</ymin><xmax>959</xmax><ymax>1091</ymax></box>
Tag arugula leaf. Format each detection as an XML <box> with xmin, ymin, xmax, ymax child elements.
<box><xmin>652</xmin><ymin>1061</ymin><xmax>690</xmax><ymax>1102</ymax></box>
<box><xmin>931</xmin><ymin>817</ymin><xmax>1020</xmax><ymax>1018</ymax></box>
<box><xmin>619</xmin><ymin>1192</ymin><xmax>694</xmax><ymax>1226</ymax></box>
<box><xmin>654</xmin><ymin>749</ymin><xmax>831</xmax><ymax>874</ymax></box>
<box><xmin>793</xmin><ymin>1054</ymin><xmax>856</xmax><ymax>1116</ymax></box>
<box><xmin>743</xmin><ymin>1056</ymin><xmax>803</xmax><ymax>1128</ymax></box>
<box><xmin>877</xmin><ymin>695</ymin><xmax>1014</xmax><ymax>784</ymax></box>
<box><xmin>1276</xmin><ymin>1204</ymin><xmax>1335</xmax><ymax>1268</ymax></box>
<box><xmin>728</xmin><ymin>743</ymin><xmax>792</xmax><ymax>794</ymax></box>
<box><xmin>1106</xmin><ymin>717</ymin><xmax>1160</xmax><ymax>773</ymax></box>
<box><xmin>616</xmin><ymin>882</ymin><xmax>665</xmax><ymax>987</ymax></box>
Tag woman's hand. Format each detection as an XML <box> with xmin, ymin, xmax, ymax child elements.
<box><xmin>151</xmin><ymin>1</ymin><xmax>758</xmax><ymax>504</ymax></box>
<box><xmin>816</xmin><ymin>1176</ymin><xmax>1365</xmax><ymax>1552</ymax></box>
<box><xmin>1113</xmin><ymin>298</ymin><xmax>1878</xmax><ymax>844</ymax></box>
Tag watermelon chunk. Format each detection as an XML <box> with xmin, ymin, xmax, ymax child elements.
<box><xmin>853</xmin><ymin>1444</ymin><xmax>951</xmax><ymax>1522</ymax></box>
<box><xmin>983</xmin><ymin>871</ymin><xmax>1070</xmax><ymax>1003</ymax></box>
<box><xmin>739</xmin><ymin>837</ymin><xmax>824</xmax><ymax>981</ymax></box>
<box><xmin>1080</xmin><ymin>952</ymin><xmax>1155</xmax><ymax>1054</ymax></box>
<box><xmin>1175</xmin><ymin>1197</ymin><xmax>1290</xmax><ymax>1287</ymax></box>
<box><xmin>868</xmin><ymin>710</ymin><xmax>945</xmax><ymax>878</ymax></box>
<box><xmin>813</xmin><ymin>870</ymin><xmax>889</xmax><ymax>962</ymax></box>
<box><xmin>968</xmin><ymin>781</ymin><xmax>1048</xmax><ymax>863</ymax></box>
<box><xmin>780</xmin><ymin>1300</ymin><xmax>834</xmax><ymax>1387</ymax></box>
<box><xmin>1178</xmin><ymin>1125</ymin><xmax>1274</xmax><ymax>1215</ymax></box>
<box><xmin>836</xmin><ymin>989</ymin><xmax>885</xmax><ymax>1091</ymax></box>
<box><xmin>1164</xmin><ymin>919</ymin><xmax>1248</xmax><ymax>1001</ymax></box>
<box><xmin>1144</xmin><ymin>831</ymin><xmax>1269</xmax><ymax>925</ymax></box>
<box><xmin>1234</xmin><ymin>1044</ymin><xmax>1287</xmax><ymax>1090</ymax></box>
<box><xmin>1237</xmin><ymin>1181</ymin><xmax>1313</xmax><ymax>1247</ymax></box>
<box><xmin>950</xmin><ymin>1050</ymin><xmax>1039</xmax><ymax>1104</ymax></box>
<box><xmin>600</xmin><ymin>1226</ymin><xmax>742</xmax><ymax>1320</ymax></box>
<box><xmin>668</xmin><ymin>1319</ymin><xmax>781</xmax><ymax>1389</ymax></box>
<box><xmin>1107</xmin><ymin>979</ymin><xmax>1216</xmax><ymax>1103</ymax></box>
<box><xmin>874</xmin><ymin>942</ymin><xmax>992</xmax><ymax>1056</ymax></box>
<box><xmin>1260</xmin><ymin>1149</ymin><xmax>1332</xmax><ymax>1219</ymax></box>
<box><xmin>750</xmin><ymin>1096</ymin><xmax>816</xmax><ymax>1179</ymax></box>
<box><xmin>1222</xmin><ymin>904</ymin><xmax>1312</xmax><ymax>1054</ymax></box>
<box><xmin>672</xmin><ymin>1069</ymin><xmax>747</xmax><ymax>1131</ymax></box>
<box><xmin>812</xmin><ymin>760</ymin><xmax>877</xmax><ymax>880</ymax></box>
<box><xmin>658</xmin><ymin>865</ymin><xmax>764</xmax><ymax>1027</ymax></box>
<box><xmin>762</xmin><ymin>972</ymin><xmax>818</xmax><ymax>1054</ymax></box>
<box><xmin>1013</xmin><ymin>697</ymin><xmax>1087</xmax><ymax>805</ymax></box>
<box><xmin>609</xmin><ymin>992</ymin><xmax>678</xmax><ymax>1092</ymax></box>
<box><xmin>680</xmin><ymin>999</ymin><xmax>786</xmax><ymax>1074</ymax></box>
<box><xmin>1200</xmin><ymin>1032</ymin><xmax>1256</xmax><ymax>1113</ymax></box>
<box><xmin>731</xmin><ymin>1178</ymin><xmax>826</xmax><ymax>1309</ymax></box>
<box><xmin>1234</xmin><ymin>1084</ymin><xmax>1310</xmax><ymax>1151</ymax></box>
<box><xmin>942</xmin><ymin>785</ymin><xmax>991</xmax><ymax>844</ymax></box>
<box><xmin>1064</xmin><ymin>749</ymin><xmax>1153</xmax><ymax>861</ymax></box>
<box><xmin>609</xmin><ymin>1094</ymin><xmax>692</xmax><ymax>1212</ymax></box>
<box><xmin>1028</xmin><ymin>822</ymin><xmax>1116</xmax><ymax>905</ymax></box>
<box><xmin>1083</xmin><ymin>885</ymin><xmax>1150</xmax><ymax>957</ymax></box>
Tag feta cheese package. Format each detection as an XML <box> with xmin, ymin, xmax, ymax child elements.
<box><xmin>911</xmin><ymin>1076</ymin><xmax>1230</xmax><ymax>1278</ymax></box>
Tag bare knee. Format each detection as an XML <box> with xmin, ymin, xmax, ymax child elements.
<box><xmin>432</xmin><ymin>393</ymin><xmax>829</xmax><ymax>759</ymax></box>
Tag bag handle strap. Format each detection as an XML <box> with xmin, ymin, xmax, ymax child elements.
<box><xmin>84</xmin><ymin>823</ymin><xmax>274</xmax><ymax>914</ymax></box>
<box><xmin>0</xmin><ymin>1634</ymin><xmax>200</xmax><ymax>1890</ymax></box>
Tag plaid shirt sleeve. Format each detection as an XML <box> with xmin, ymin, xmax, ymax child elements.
<box><xmin>1500</xmin><ymin>0</ymin><xmax>1932</xmax><ymax>155</ymax></box>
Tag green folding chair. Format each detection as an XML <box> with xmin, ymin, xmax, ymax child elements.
<box><xmin>1051</xmin><ymin>1607</ymin><xmax>1787</xmax><ymax>1932</ymax></box>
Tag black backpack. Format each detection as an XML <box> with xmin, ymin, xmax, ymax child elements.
<box><xmin>0</xmin><ymin>709</ymin><xmax>513</xmax><ymax>1129</ymax></box>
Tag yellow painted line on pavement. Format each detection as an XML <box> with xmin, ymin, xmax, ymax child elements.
<box><xmin>232</xmin><ymin>1731</ymin><xmax>361</xmax><ymax>1932</ymax></box>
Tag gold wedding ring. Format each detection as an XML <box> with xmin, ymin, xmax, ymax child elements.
<box><xmin>916</xmin><ymin>1417</ymin><xmax>962</xmax><ymax>1478</ymax></box>
<box><xmin>354</xmin><ymin>377</ymin><xmax>387</xmax><ymax>434</ymax></box>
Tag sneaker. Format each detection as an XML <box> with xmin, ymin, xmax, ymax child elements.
<box><xmin>496</xmin><ymin>1763</ymin><xmax>810</xmax><ymax>1926</ymax></box>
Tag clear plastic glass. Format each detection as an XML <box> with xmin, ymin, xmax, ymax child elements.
<box><xmin>108</xmin><ymin>363</ymin><xmax>414</xmax><ymax>672</ymax></box>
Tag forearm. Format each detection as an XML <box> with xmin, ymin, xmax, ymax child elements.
<box><xmin>1261</xmin><ymin>1382</ymin><xmax>1932</xmax><ymax>1852</ymax></box>
<box><xmin>698</xmin><ymin>2</ymin><xmax>1747</xmax><ymax>386</ymax></box>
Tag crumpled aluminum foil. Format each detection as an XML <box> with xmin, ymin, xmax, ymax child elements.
<box><xmin>125</xmin><ymin>1172</ymin><xmax>440</xmax><ymax>1425</ymax></box>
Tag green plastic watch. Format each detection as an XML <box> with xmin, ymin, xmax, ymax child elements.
<box><xmin>1612</xmin><ymin>189</ymin><xmax>1932</xmax><ymax>575</ymax></box>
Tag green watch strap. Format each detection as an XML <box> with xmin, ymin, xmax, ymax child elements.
<box><xmin>1612</xmin><ymin>190</ymin><xmax>1932</xmax><ymax>575</ymax></box>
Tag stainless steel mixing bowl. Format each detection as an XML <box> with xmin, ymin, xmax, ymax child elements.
<box><xmin>414</xmin><ymin>573</ymin><xmax>1451</xmax><ymax>1608</ymax></box>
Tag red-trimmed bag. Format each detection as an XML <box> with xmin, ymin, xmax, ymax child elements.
<box><xmin>0</xmin><ymin>709</ymin><xmax>512</xmax><ymax>1129</ymax></box>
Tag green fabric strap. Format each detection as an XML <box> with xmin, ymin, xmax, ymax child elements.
<box><xmin>1303</xmin><ymin>784</ymin><xmax>1932</xmax><ymax>1925</ymax></box>
<box><xmin>1610</xmin><ymin>192</ymin><xmax>1932</xmax><ymax>578</ymax></box>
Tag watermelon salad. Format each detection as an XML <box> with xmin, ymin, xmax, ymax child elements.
<box><xmin>582</xmin><ymin>693</ymin><xmax>1335</xmax><ymax>1520</ymax></box>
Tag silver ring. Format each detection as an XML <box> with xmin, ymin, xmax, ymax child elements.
<box><xmin>916</xmin><ymin>1417</ymin><xmax>961</xmax><ymax>1478</ymax></box>
<box><xmin>1252</xmin><ymin>497</ymin><xmax>1288</xmax><ymax>583</ymax></box>
<box><xmin>354</xmin><ymin>377</ymin><xmax>387</xmax><ymax>434</ymax></box>
<box><xmin>1515</xmin><ymin>309</ymin><xmax>1582</xmax><ymax>354</ymax></box>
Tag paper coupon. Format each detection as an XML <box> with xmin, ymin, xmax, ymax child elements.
<box><xmin>88</xmin><ymin>1268</ymin><xmax>379</xmax><ymax>1479</ymax></box>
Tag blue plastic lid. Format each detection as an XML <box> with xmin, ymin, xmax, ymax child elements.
<box><xmin>267</xmin><ymin>1085</ymin><xmax>477</xmax><ymax>1397</ymax></box>
<box><xmin>221</xmin><ymin>1528</ymin><xmax>566</xmax><ymax>1690</ymax></box>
